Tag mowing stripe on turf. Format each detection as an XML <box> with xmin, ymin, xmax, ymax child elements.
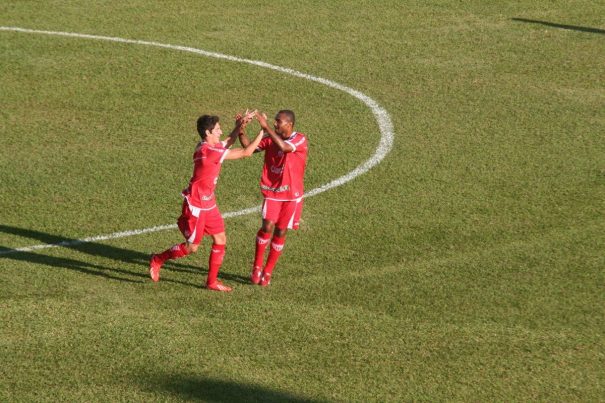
<box><xmin>0</xmin><ymin>26</ymin><xmax>394</xmax><ymax>254</ymax></box>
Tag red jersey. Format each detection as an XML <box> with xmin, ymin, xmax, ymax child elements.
<box><xmin>182</xmin><ymin>141</ymin><xmax>229</xmax><ymax>209</ymax></box>
<box><xmin>257</xmin><ymin>132</ymin><xmax>308</xmax><ymax>200</ymax></box>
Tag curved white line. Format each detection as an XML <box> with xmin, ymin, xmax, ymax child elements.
<box><xmin>0</xmin><ymin>26</ymin><xmax>394</xmax><ymax>254</ymax></box>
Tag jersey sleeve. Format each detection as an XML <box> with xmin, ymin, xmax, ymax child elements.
<box><xmin>285</xmin><ymin>133</ymin><xmax>307</xmax><ymax>153</ymax></box>
<box><xmin>220</xmin><ymin>149</ymin><xmax>230</xmax><ymax>162</ymax></box>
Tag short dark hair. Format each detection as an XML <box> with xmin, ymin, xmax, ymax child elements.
<box><xmin>197</xmin><ymin>115</ymin><xmax>220</xmax><ymax>139</ymax></box>
<box><xmin>277</xmin><ymin>110</ymin><xmax>295</xmax><ymax>126</ymax></box>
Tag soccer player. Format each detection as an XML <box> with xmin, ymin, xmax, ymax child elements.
<box><xmin>238</xmin><ymin>110</ymin><xmax>308</xmax><ymax>286</ymax></box>
<box><xmin>149</xmin><ymin>111</ymin><xmax>263</xmax><ymax>292</ymax></box>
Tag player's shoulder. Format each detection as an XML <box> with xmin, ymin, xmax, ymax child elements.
<box><xmin>286</xmin><ymin>132</ymin><xmax>306</xmax><ymax>140</ymax></box>
<box><xmin>196</xmin><ymin>142</ymin><xmax>225</xmax><ymax>161</ymax></box>
<box><xmin>288</xmin><ymin>132</ymin><xmax>308</xmax><ymax>148</ymax></box>
<box><xmin>205</xmin><ymin>142</ymin><xmax>226</xmax><ymax>153</ymax></box>
<box><xmin>193</xmin><ymin>141</ymin><xmax>204</xmax><ymax>156</ymax></box>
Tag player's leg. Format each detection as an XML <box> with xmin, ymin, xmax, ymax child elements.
<box><xmin>260</xmin><ymin>228</ymin><xmax>286</xmax><ymax>286</ymax></box>
<box><xmin>151</xmin><ymin>242</ymin><xmax>195</xmax><ymax>270</ymax></box>
<box><xmin>205</xmin><ymin>208</ymin><xmax>231</xmax><ymax>292</ymax></box>
<box><xmin>291</xmin><ymin>198</ymin><xmax>304</xmax><ymax>230</ymax></box>
<box><xmin>251</xmin><ymin>199</ymin><xmax>276</xmax><ymax>284</ymax></box>
<box><xmin>260</xmin><ymin>199</ymin><xmax>301</xmax><ymax>286</ymax></box>
<box><xmin>150</xmin><ymin>201</ymin><xmax>201</xmax><ymax>282</ymax></box>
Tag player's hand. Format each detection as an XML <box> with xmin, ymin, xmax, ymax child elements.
<box><xmin>255</xmin><ymin>111</ymin><xmax>269</xmax><ymax>129</ymax></box>
<box><xmin>235</xmin><ymin>112</ymin><xmax>244</xmax><ymax>127</ymax></box>
<box><xmin>244</xmin><ymin>109</ymin><xmax>256</xmax><ymax>122</ymax></box>
<box><xmin>237</xmin><ymin>109</ymin><xmax>256</xmax><ymax>127</ymax></box>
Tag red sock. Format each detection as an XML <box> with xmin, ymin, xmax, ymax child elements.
<box><xmin>254</xmin><ymin>230</ymin><xmax>271</xmax><ymax>268</ymax></box>
<box><xmin>207</xmin><ymin>244</ymin><xmax>226</xmax><ymax>285</ymax></box>
<box><xmin>263</xmin><ymin>236</ymin><xmax>285</xmax><ymax>276</ymax></box>
<box><xmin>157</xmin><ymin>242</ymin><xmax>189</xmax><ymax>263</ymax></box>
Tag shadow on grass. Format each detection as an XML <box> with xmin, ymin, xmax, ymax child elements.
<box><xmin>512</xmin><ymin>18</ymin><xmax>605</xmax><ymax>35</ymax></box>
<box><xmin>144</xmin><ymin>374</ymin><xmax>323</xmax><ymax>403</ymax></box>
<box><xmin>0</xmin><ymin>224</ymin><xmax>248</xmax><ymax>285</ymax></box>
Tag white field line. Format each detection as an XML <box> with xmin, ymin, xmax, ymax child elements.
<box><xmin>0</xmin><ymin>26</ymin><xmax>394</xmax><ymax>255</ymax></box>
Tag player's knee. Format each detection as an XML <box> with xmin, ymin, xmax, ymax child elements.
<box><xmin>274</xmin><ymin>227</ymin><xmax>288</xmax><ymax>238</ymax></box>
<box><xmin>262</xmin><ymin>220</ymin><xmax>275</xmax><ymax>233</ymax></box>
<box><xmin>212</xmin><ymin>232</ymin><xmax>226</xmax><ymax>245</ymax></box>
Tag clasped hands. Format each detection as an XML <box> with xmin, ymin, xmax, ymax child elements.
<box><xmin>235</xmin><ymin>109</ymin><xmax>270</xmax><ymax>133</ymax></box>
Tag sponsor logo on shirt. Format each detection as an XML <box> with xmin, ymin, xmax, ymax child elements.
<box><xmin>270</xmin><ymin>165</ymin><xmax>284</xmax><ymax>174</ymax></box>
<box><xmin>261</xmin><ymin>184</ymin><xmax>290</xmax><ymax>192</ymax></box>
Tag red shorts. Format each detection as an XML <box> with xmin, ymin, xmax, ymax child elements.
<box><xmin>262</xmin><ymin>198</ymin><xmax>304</xmax><ymax>230</ymax></box>
<box><xmin>177</xmin><ymin>200</ymin><xmax>225</xmax><ymax>245</ymax></box>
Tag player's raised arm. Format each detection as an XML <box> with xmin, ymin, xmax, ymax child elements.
<box><xmin>224</xmin><ymin>129</ymin><xmax>264</xmax><ymax>160</ymax></box>
<box><xmin>237</xmin><ymin>112</ymin><xmax>253</xmax><ymax>148</ymax></box>
<box><xmin>238</xmin><ymin>130</ymin><xmax>251</xmax><ymax>148</ymax></box>
<box><xmin>255</xmin><ymin>111</ymin><xmax>294</xmax><ymax>153</ymax></box>
<box><xmin>225</xmin><ymin>109</ymin><xmax>255</xmax><ymax>148</ymax></box>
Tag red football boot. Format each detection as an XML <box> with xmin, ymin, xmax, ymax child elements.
<box><xmin>206</xmin><ymin>281</ymin><xmax>232</xmax><ymax>292</ymax></box>
<box><xmin>149</xmin><ymin>254</ymin><xmax>163</xmax><ymax>282</ymax></box>
<box><xmin>259</xmin><ymin>272</ymin><xmax>272</xmax><ymax>287</ymax></box>
<box><xmin>251</xmin><ymin>266</ymin><xmax>262</xmax><ymax>285</ymax></box>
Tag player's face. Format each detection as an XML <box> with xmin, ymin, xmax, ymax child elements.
<box><xmin>208</xmin><ymin>123</ymin><xmax>222</xmax><ymax>141</ymax></box>
<box><xmin>274</xmin><ymin>113</ymin><xmax>292</xmax><ymax>138</ymax></box>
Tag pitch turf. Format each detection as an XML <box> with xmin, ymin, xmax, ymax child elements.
<box><xmin>1</xmin><ymin>1</ymin><xmax>604</xmax><ymax>401</ymax></box>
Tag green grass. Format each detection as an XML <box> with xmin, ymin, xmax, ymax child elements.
<box><xmin>1</xmin><ymin>1</ymin><xmax>604</xmax><ymax>401</ymax></box>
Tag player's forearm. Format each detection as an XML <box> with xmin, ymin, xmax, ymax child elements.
<box><xmin>238</xmin><ymin>131</ymin><xmax>251</xmax><ymax>147</ymax></box>
<box><xmin>242</xmin><ymin>130</ymin><xmax>264</xmax><ymax>156</ymax></box>
<box><xmin>224</xmin><ymin>133</ymin><xmax>237</xmax><ymax>148</ymax></box>
<box><xmin>226</xmin><ymin>131</ymin><xmax>263</xmax><ymax>160</ymax></box>
<box><xmin>221</xmin><ymin>124</ymin><xmax>239</xmax><ymax>148</ymax></box>
<box><xmin>263</xmin><ymin>126</ymin><xmax>293</xmax><ymax>152</ymax></box>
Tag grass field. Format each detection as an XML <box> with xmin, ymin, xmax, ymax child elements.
<box><xmin>1</xmin><ymin>1</ymin><xmax>604</xmax><ymax>401</ymax></box>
